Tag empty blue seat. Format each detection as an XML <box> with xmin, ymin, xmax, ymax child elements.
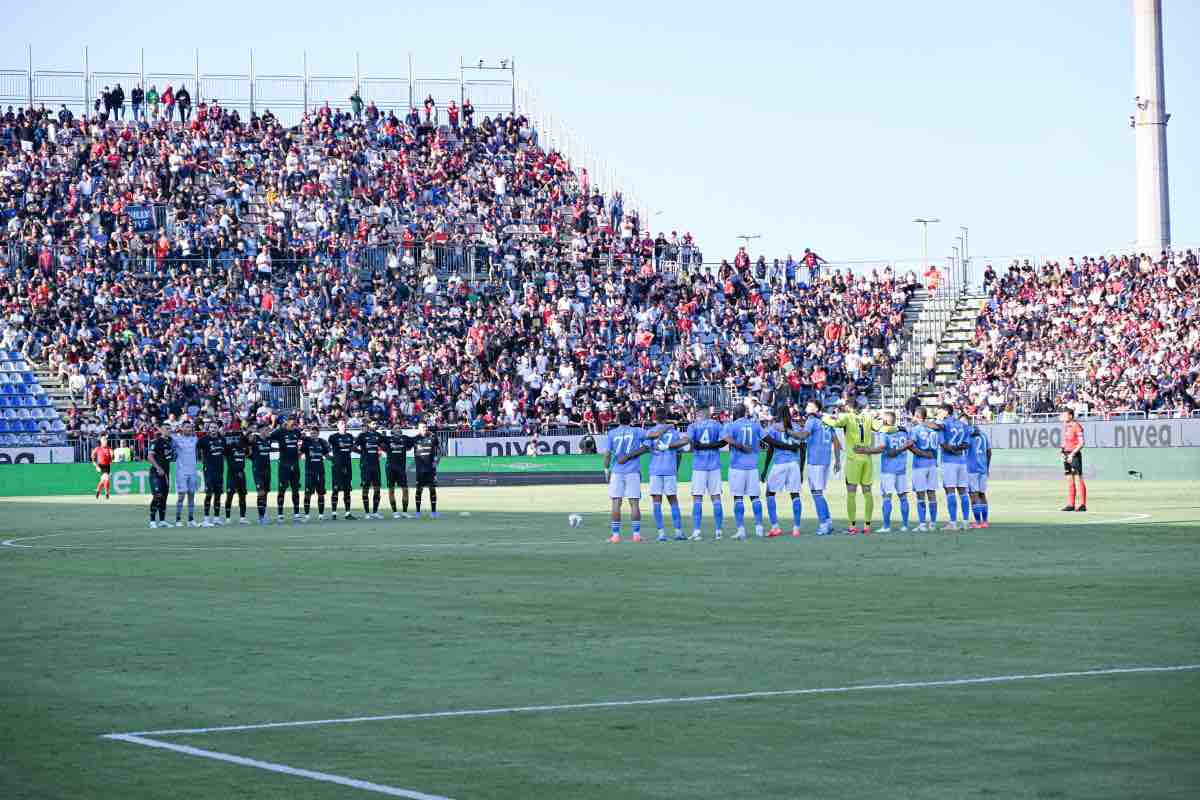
<box><xmin>37</xmin><ymin>395</ymin><xmax>50</xmax><ymax>406</ymax></box>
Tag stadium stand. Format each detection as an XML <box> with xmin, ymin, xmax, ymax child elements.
<box><xmin>932</xmin><ymin>250</ymin><xmax>1200</xmax><ymax>418</ymax></box>
<box><xmin>1</xmin><ymin>100</ymin><xmax>922</xmax><ymax>451</ymax></box>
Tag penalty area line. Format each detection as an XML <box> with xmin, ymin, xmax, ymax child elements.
<box><xmin>114</xmin><ymin>663</ymin><xmax>1200</xmax><ymax>738</ymax></box>
<box><xmin>103</xmin><ymin>733</ymin><xmax>452</xmax><ymax>800</ymax></box>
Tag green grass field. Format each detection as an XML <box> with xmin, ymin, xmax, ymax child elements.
<box><xmin>3</xmin><ymin>479</ymin><xmax>1199</xmax><ymax>799</ymax></box>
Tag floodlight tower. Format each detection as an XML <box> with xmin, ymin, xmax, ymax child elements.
<box><xmin>1132</xmin><ymin>0</ymin><xmax>1170</xmax><ymax>254</ymax></box>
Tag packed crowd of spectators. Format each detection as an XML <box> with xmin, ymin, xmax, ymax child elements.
<box><xmin>1</xmin><ymin>96</ymin><xmax>918</xmax><ymax>443</ymax></box>
<box><xmin>941</xmin><ymin>250</ymin><xmax>1200</xmax><ymax>419</ymax></box>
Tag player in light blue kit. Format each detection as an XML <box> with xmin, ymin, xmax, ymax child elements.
<box><xmin>795</xmin><ymin>399</ymin><xmax>840</xmax><ymax>535</ymax></box>
<box><xmin>908</xmin><ymin>406</ymin><xmax>941</xmax><ymax>531</ymax></box>
<box><xmin>855</xmin><ymin>410</ymin><xmax>912</xmax><ymax>532</ymax></box>
<box><xmin>602</xmin><ymin>410</ymin><xmax>647</xmax><ymax>543</ymax></box>
<box><xmin>966</xmin><ymin>420</ymin><xmax>992</xmax><ymax>528</ymax></box>
<box><xmin>683</xmin><ymin>406</ymin><xmax>727</xmax><ymax>540</ymax></box>
<box><xmin>645</xmin><ymin>407</ymin><xmax>690</xmax><ymax>542</ymax></box>
<box><xmin>723</xmin><ymin>405</ymin><xmax>766</xmax><ymax>540</ymax></box>
<box><xmin>936</xmin><ymin>404</ymin><xmax>971</xmax><ymax>531</ymax></box>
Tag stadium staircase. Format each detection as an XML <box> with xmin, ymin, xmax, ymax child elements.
<box><xmin>880</xmin><ymin>289</ymin><xmax>988</xmax><ymax>410</ymax></box>
<box><xmin>28</xmin><ymin>364</ymin><xmax>81</xmax><ymax>415</ymax></box>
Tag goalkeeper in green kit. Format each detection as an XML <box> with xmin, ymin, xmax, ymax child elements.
<box><xmin>823</xmin><ymin>391</ymin><xmax>883</xmax><ymax>534</ymax></box>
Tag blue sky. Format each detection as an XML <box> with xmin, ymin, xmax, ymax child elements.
<box><xmin>7</xmin><ymin>0</ymin><xmax>1197</xmax><ymax>266</ymax></box>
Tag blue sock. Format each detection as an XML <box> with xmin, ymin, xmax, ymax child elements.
<box><xmin>670</xmin><ymin>503</ymin><xmax>682</xmax><ymax>531</ymax></box>
<box><xmin>959</xmin><ymin>493</ymin><xmax>970</xmax><ymax>521</ymax></box>
<box><xmin>929</xmin><ymin>498</ymin><xmax>939</xmax><ymax>523</ymax></box>
<box><xmin>917</xmin><ymin>499</ymin><xmax>927</xmax><ymax>524</ymax></box>
<box><xmin>900</xmin><ymin>496</ymin><xmax>911</xmax><ymax>527</ymax></box>
<box><xmin>611</xmin><ymin>520</ymin><xmax>620</xmax><ymax>537</ymax></box>
<box><xmin>733</xmin><ymin>498</ymin><xmax>746</xmax><ymax>529</ymax></box>
<box><xmin>791</xmin><ymin>496</ymin><xmax>802</xmax><ymax>528</ymax></box>
<box><xmin>882</xmin><ymin>496</ymin><xmax>893</xmax><ymax>528</ymax></box>
<box><xmin>946</xmin><ymin>494</ymin><xmax>957</xmax><ymax>522</ymax></box>
<box><xmin>766</xmin><ymin>495</ymin><xmax>778</xmax><ymax>526</ymax></box>
<box><xmin>692</xmin><ymin>498</ymin><xmax>703</xmax><ymax>531</ymax></box>
<box><xmin>972</xmin><ymin>503</ymin><xmax>982</xmax><ymax>522</ymax></box>
<box><xmin>751</xmin><ymin>498</ymin><xmax>763</xmax><ymax>527</ymax></box>
<box><xmin>982</xmin><ymin>503</ymin><xmax>988</xmax><ymax>522</ymax></box>
<box><xmin>813</xmin><ymin>493</ymin><xmax>830</xmax><ymax>523</ymax></box>
<box><xmin>632</xmin><ymin>520</ymin><xmax>641</xmax><ymax>536</ymax></box>
<box><xmin>652</xmin><ymin>501</ymin><xmax>664</xmax><ymax>532</ymax></box>
<box><xmin>713</xmin><ymin>500</ymin><xmax>724</xmax><ymax>532</ymax></box>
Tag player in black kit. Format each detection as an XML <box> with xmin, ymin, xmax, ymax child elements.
<box><xmin>249</xmin><ymin>423</ymin><xmax>275</xmax><ymax>524</ymax></box>
<box><xmin>384</xmin><ymin>427</ymin><xmax>412</xmax><ymax>519</ymax></box>
<box><xmin>327</xmin><ymin>419</ymin><xmax>357</xmax><ymax>520</ymax></box>
<box><xmin>198</xmin><ymin>422</ymin><xmax>226</xmax><ymax>526</ymax></box>
<box><xmin>147</xmin><ymin>425</ymin><xmax>173</xmax><ymax>528</ymax></box>
<box><xmin>272</xmin><ymin>417</ymin><xmax>303</xmax><ymax>521</ymax></box>
<box><xmin>223</xmin><ymin>422</ymin><xmax>250</xmax><ymax>524</ymax></box>
<box><xmin>356</xmin><ymin>418</ymin><xmax>385</xmax><ymax>519</ymax></box>
<box><xmin>301</xmin><ymin>426</ymin><xmax>329</xmax><ymax>520</ymax></box>
<box><xmin>410</xmin><ymin>419</ymin><xmax>441</xmax><ymax>518</ymax></box>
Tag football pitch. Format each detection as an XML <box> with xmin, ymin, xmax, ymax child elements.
<box><xmin>2</xmin><ymin>479</ymin><xmax>1199</xmax><ymax>799</ymax></box>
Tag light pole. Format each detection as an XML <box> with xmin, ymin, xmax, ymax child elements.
<box><xmin>737</xmin><ymin>234</ymin><xmax>761</xmax><ymax>254</ymax></box>
<box><xmin>959</xmin><ymin>226</ymin><xmax>969</xmax><ymax>288</ymax></box>
<box><xmin>913</xmin><ymin>218</ymin><xmax>940</xmax><ymax>271</ymax></box>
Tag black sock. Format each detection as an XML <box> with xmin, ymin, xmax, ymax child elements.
<box><xmin>258</xmin><ymin>494</ymin><xmax>267</xmax><ymax>518</ymax></box>
<box><xmin>429</xmin><ymin>487</ymin><xmax>437</xmax><ymax>513</ymax></box>
<box><xmin>389</xmin><ymin>491</ymin><xmax>397</xmax><ymax>512</ymax></box>
<box><xmin>343</xmin><ymin>490</ymin><xmax>350</xmax><ymax>512</ymax></box>
<box><xmin>292</xmin><ymin>489</ymin><xmax>300</xmax><ymax>514</ymax></box>
<box><xmin>277</xmin><ymin>493</ymin><xmax>285</xmax><ymax>515</ymax></box>
<box><xmin>304</xmin><ymin>493</ymin><xmax>312</xmax><ymax>514</ymax></box>
<box><xmin>239</xmin><ymin>493</ymin><xmax>246</xmax><ymax>517</ymax></box>
<box><xmin>402</xmin><ymin>492</ymin><xmax>409</xmax><ymax>513</ymax></box>
<box><xmin>372</xmin><ymin>489</ymin><xmax>380</xmax><ymax>513</ymax></box>
<box><xmin>362</xmin><ymin>491</ymin><xmax>371</xmax><ymax>513</ymax></box>
<box><xmin>317</xmin><ymin>495</ymin><xmax>325</xmax><ymax>515</ymax></box>
<box><xmin>415</xmin><ymin>488</ymin><xmax>423</xmax><ymax>512</ymax></box>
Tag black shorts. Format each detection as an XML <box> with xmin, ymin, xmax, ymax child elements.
<box><xmin>278</xmin><ymin>461</ymin><xmax>301</xmax><ymax>490</ymax></box>
<box><xmin>331</xmin><ymin>462</ymin><xmax>353</xmax><ymax>491</ymax></box>
<box><xmin>1063</xmin><ymin>451</ymin><xmax>1084</xmax><ymax>476</ymax></box>
<box><xmin>226</xmin><ymin>467</ymin><xmax>247</xmax><ymax>493</ymax></box>
<box><xmin>360</xmin><ymin>460</ymin><xmax>381</xmax><ymax>488</ymax></box>
<box><xmin>204</xmin><ymin>466</ymin><xmax>225</xmax><ymax>493</ymax></box>
<box><xmin>98</xmin><ymin>464</ymin><xmax>111</xmax><ymax>475</ymax></box>
<box><xmin>386</xmin><ymin>461</ymin><xmax>408</xmax><ymax>489</ymax></box>
<box><xmin>305</xmin><ymin>465</ymin><xmax>326</xmax><ymax>493</ymax></box>
<box><xmin>252</xmin><ymin>461</ymin><xmax>272</xmax><ymax>492</ymax></box>
<box><xmin>150</xmin><ymin>469</ymin><xmax>169</xmax><ymax>495</ymax></box>
<box><xmin>416</xmin><ymin>469</ymin><xmax>437</xmax><ymax>488</ymax></box>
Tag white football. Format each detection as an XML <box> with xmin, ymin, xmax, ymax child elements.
<box><xmin>568</xmin><ymin>513</ymin><xmax>583</xmax><ymax>528</ymax></box>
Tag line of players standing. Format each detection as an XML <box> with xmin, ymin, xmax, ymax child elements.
<box><xmin>602</xmin><ymin>398</ymin><xmax>993</xmax><ymax>542</ymax></box>
<box><xmin>144</xmin><ymin>417</ymin><xmax>442</xmax><ymax>528</ymax></box>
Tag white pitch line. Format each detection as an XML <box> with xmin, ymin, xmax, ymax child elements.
<box><xmin>114</xmin><ymin>663</ymin><xmax>1200</xmax><ymax>738</ymax></box>
<box><xmin>104</xmin><ymin>734</ymin><xmax>451</xmax><ymax>799</ymax></box>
